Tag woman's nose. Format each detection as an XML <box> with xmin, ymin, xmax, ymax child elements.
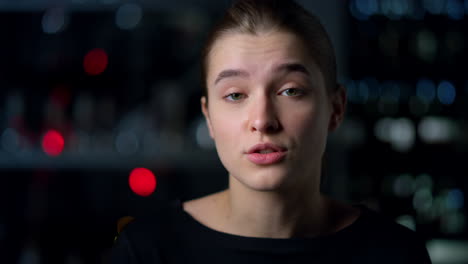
<box><xmin>249</xmin><ymin>97</ymin><xmax>280</xmax><ymax>134</ymax></box>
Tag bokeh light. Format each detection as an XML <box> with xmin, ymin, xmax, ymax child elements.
<box><xmin>414</xmin><ymin>173</ymin><xmax>434</xmax><ymax>191</ymax></box>
<box><xmin>356</xmin><ymin>0</ymin><xmax>378</xmax><ymax>17</ymax></box>
<box><xmin>364</xmin><ymin>77</ymin><xmax>381</xmax><ymax>100</ymax></box>
<box><xmin>423</xmin><ymin>0</ymin><xmax>446</xmax><ymax>15</ymax></box>
<box><xmin>418</xmin><ymin>116</ymin><xmax>456</xmax><ymax>143</ymax></box>
<box><xmin>42</xmin><ymin>7</ymin><xmax>68</xmax><ymax>34</ymax></box>
<box><xmin>381</xmin><ymin>0</ymin><xmax>409</xmax><ymax>19</ymax></box>
<box><xmin>115</xmin><ymin>130</ymin><xmax>139</xmax><ymax>156</ymax></box>
<box><xmin>100</xmin><ymin>0</ymin><xmax>119</xmax><ymax>4</ymax></box>
<box><xmin>413</xmin><ymin>187</ymin><xmax>433</xmax><ymax>212</ymax></box>
<box><xmin>346</xmin><ymin>80</ymin><xmax>359</xmax><ymax>103</ymax></box>
<box><xmin>390</xmin><ymin>118</ymin><xmax>415</xmax><ymax>152</ymax></box>
<box><xmin>129</xmin><ymin>168</ymin><xmax>157</xmax><ymax>197</ymax></box>
<box><xmin>349</xmin><ymin>0</ymin><xmax>430</xmax><ymax>20</ymax></box>
<box><xmin>446</xmin><ymin>189</ymin><xmax>464</xmax><ymax>210</ymax></box>
<box><xmin>416</xmin><ymin>78</ymin><xmax>436</xmax><ymax>104</ymax></box>
<box><xmin>374</xmin><ymin>118</ymin><xmax>415</xmax><ymax>151</ymax></box>
<box><xmin>378</xmin><ymin>81</ymin><xmax>400</xmax><ymax>115</ymax></box>
<box><xmin>1</xmin><ymin>128</ymin><xmax>21</xmax><ymax>153</ymax></box>
<box><xmin>374</xmin><ymin>118</ymin><xmax>393</xmax><ymax>142</ymax></box>
<box><xmin>415</xmin><ymin>29</ymin><xmax>438</xmax><ymax>63</ymax></box>
<box><xmin>83</xmin><ymin>48</ymin><xmax>108</xmax><ymax>76</ymax></box>
<box><xmin>42</xmin><ymin>130</ymin><xmax>65</xmax><ymax>157</ymax></box>
<box><xmin>393</xmin><ymin>174</ymin><xmax>415</xmax><ymax>197</ymax></box>
<box><xmin>349</xmin><ymin>0</ymin><xmax>372</xmax><ymax>20</ymax></box>
<box><xmin>446</xmin><ymin>0</ymin><xmax>464</xmax><ymax>20</ymax></box>
<box><xmin>437</xmin><ymin>81</ymin><xmax>456</xmax><ymax>105</ymax></box>
<box><xmin>115</xmin><ymin>3</ymin><xmax>143</xmax><ymax>30</ymax></box>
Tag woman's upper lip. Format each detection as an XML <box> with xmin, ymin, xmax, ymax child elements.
<box><xmin>246</xmin><ymin>143</ymin><xmax>287</xmax><ymax>154</ymax></box>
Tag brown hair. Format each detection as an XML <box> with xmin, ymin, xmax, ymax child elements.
<box><xmin>201</xmin><ymin>0</ymin><xmax>337</xmax><ymax>98</ymax></box>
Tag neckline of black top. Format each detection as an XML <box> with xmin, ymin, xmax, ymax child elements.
<box><xmin>169</xmin><ymin>200</ymin><xmax>370</xmax><ymax>253</ymax></box>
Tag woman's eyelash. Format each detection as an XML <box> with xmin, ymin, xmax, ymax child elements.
<box><xmin>280</xmin><ymin>88</ymin><xmax>305</xmax><ymax>96</ymax></box>
<box><xmin>223</xmin><ymin>88</ymin><xmax>305</xmax><ymax>101</ymax></box>
<box><xmin>225</xmin><ymin>93</ymin><xmax>245</xmax><ymax>101</ymax></box>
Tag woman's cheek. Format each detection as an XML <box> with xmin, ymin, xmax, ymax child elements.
<box><xmin>211</xmin><ymin>112</ymin><xmax>239</xmax><ymax>140</ymax></box>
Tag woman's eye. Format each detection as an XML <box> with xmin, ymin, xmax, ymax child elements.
<box><xmin>280</xmin><ymin>88</ymin><xmax>303</xmax><ymax>97</ymax></box>
<box><xmin>225</xmin><ymin>93</ymin><xmax>245</xmax><ymax>101</ymax></box>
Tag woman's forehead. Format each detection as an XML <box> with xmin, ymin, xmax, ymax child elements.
<box><xmin>206</xmin><ymin>31</ymin><xmax>321</xmax><ymax>86</ymax></box>
<box><xmin>210</xmin><ymin>31</ymin><xmax>310</xmax><ymax>64</ymax></box>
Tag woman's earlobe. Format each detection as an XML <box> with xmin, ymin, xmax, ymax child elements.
<box><xmin>328</xmin><ymin>115</ymin><xmax>343</xmax><ymax>131</ymax></box>
<box><xmin>328</xmin><ymin>85</ymin><xmax>347</xmax><ymax>132</ymax></box>
<box><xmin>201</xmin><ymin>96</ymin><xmax>208</xmax><ymax>115</ymax></box>
<box><xmin>200</xmin><ymin>96</ymin><xmax>215</xmax><ymax>139</ymax></box>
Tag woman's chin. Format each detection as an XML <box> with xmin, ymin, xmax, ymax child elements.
<box><xmin>232</xmin><ymin>170</ymin><xmax>293</xmax><ymax>192</ymax></box>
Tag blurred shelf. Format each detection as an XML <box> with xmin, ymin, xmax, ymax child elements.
<box><xmin>0</xmin><ymin>0</ymin><xmax>224</xmax><ymax>12</ymax></box>
<box><xmin>0</xmin><ymin>149</ymin><xmax>220</xmax><ymax>170</ymax></box>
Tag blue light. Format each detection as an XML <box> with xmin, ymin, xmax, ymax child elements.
<box><xmin>349</xmin><ymin>0</ymin><xmax>370</xmax><ymax>20</ymax></box>
<box><xmin>446</xmin><ymin>189</ymin><xmax>464</xmax><ymax>210</ymax></box>
<box><xmin>346</xmin><ymin>80</ymin><xmax>359</xmax><ymax>103</ymax></box>
<box><xmin>358</xmin><ymin>80</ymin><xmax>370</xmax><ymax>103</ymax></box>
<box><xmin>423</xmin><ymin>0</ymin><xmax>446</xmax><ymax>15</ymax></box>
<box><xmin>364</xmin><ymin>77</ymin><xmax>380</xmax><ymax>100</ymax></box>
<box><xmin>381</xmin><ymin>0</ymin><xmax>403</xmax><ymax>19</ymax></box>
<box><xmin>446</xmin><ymin>0</ymin><xmax>464</xmax><ymax>20</ymax></box>
<box><xmin>356</xmin><ymin>0</ymin><xmax>379</xmax><ymax>16</ymax></box>
<box><xmin>437</xmin><ymin>81</ymin><xmax>456</xmax><ymax>105</ymax></box>
<box><xmin>115</xmin><ymin>3</ymin><xmax>143</xmax><ymax>30</ymax></box>
<box><xmin>416</xmin><ymin>78</ymin><xmax>436</xmax><ymax>103</ymax></box>
<box><xmin>392</xmin><ymin>0</ymin><xmax>409</xmax><ymax>18</ymax></box>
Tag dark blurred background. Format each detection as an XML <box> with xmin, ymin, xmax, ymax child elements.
<box><xmin>0</xmin><ymin>0</ymin><xmax>467</xmax><ymax>263</ymax></box>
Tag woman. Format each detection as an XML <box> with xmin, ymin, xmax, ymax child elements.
<box><xmin>112</xmin><ymin>0</ymin><xmax>431</xmax><ymax>263</ymax></box>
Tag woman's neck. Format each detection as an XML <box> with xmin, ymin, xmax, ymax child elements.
<box><xmin>219</xmin><ymin>178</ymin><xmax>329</xmax><ymax>238</ymax></box>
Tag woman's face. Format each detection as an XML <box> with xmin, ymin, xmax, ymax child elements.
<box><xmin>202</xmin><ymin>31</ymin><xmax>345</xmax><ymax>192</ymax></box>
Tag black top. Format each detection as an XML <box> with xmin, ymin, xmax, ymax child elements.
<box><xmin>111</xmin><ymin>200</ymin><xmax>432</xmax><ymax>263</ymax></box>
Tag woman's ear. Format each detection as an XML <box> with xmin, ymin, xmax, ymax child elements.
<box><xmin>328</xmin><ymin>85</ymin><xmax>347</xmax><ymax>132</ymax></box>
<box><xmin>201</xmin><ymin>96</ymin><xmax>215</xmax><ymax>139</ymax></box>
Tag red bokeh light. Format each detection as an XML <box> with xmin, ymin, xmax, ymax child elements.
<box><xmin>129</xmin><ymin>168</ymin><xmax>157</xmax><ymax>197</ymax></box>
<box><xmin>42</xmin><ymin>130</ymin><xmax>65</xmax><ymax>156</ymax></box>
<box><xmin>83</xmin><ymin>48</ymin><xmax>108</xmax><ymax>75</ymax></box>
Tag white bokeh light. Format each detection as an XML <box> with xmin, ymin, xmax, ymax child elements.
<box><xmin>115</xmin><ymin>3</ymin><xmax>143</xmax><ymax>30</ymax></box>
<box><xmin>42</xmin><ymin>7</ymin><xmax>68</xmax><ymax>34</ymax></box>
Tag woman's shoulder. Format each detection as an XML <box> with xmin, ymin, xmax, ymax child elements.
<box><xmin>341</xmin><ymin>205</ymin><xmax>432</xmax><ymax>263</ymax></box>
<box><xmin>353</xmin><ymin>205</ymin><xmax>420</xmax><ymax>239</ymax></box>
<box><xmin>116</xmin><ymin>200</ymin><xmax>184</xmax><ymax>241</ymax></box>
<box><xmin>111</xmin><ymin>200</ymin><xmax>186</xmax><ymax>263</ymax></box>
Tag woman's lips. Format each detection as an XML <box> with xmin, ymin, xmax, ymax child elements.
<box><xmin>245</xmin><ymin>143</ymin><xmax>287</xmax><ymax>165</ymax></box>
<box><xmin>246</xmin><ymin>151</ymin><xmax>287</xmax><ymax>165</ymax></box>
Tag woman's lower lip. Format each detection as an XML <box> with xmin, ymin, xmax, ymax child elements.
<box><xmin>246</xmin><ymin>151</ymin><xmax>286</xmax><ymax>165</ymax></box>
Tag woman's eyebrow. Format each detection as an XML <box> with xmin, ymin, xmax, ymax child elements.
<box><xmin>274</xmin><ymin>62</ymin><xmax>310</xmax><ymax>76</ymax></box>
<box><xmin>214</xmin><ymin>69</ymin><xmax>250</xmax><ymax>85</ymax></box>
<box><xmin>213</xmin><ymin>63</ymin><xmax>309</xmax><ymax>85</ymax></box>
